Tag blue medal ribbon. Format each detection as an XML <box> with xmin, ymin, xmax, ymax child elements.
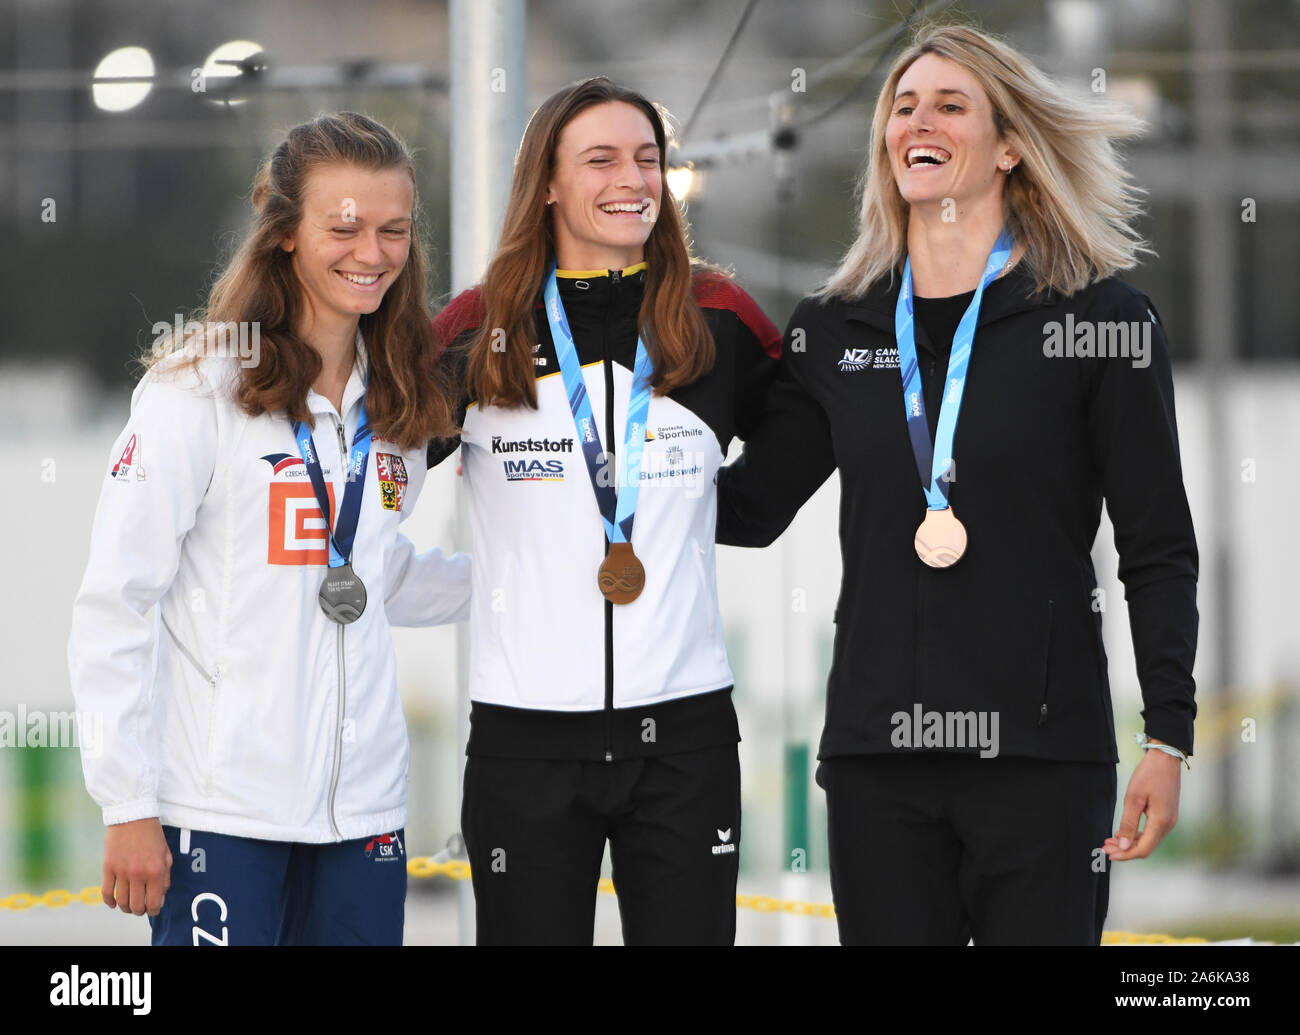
<box><xmin>894</xmin><ymin>228</ymin><xmax>1014</xmax><ymax>510</ymax></box>
<box><xmin>543</xmin><ymin>262</ymin><xmax>653</xmax><ymax>544</ymax></box>
<box><xmin>291</xmin><ymin>376</ymin><xmax>371</xmax><ymax>569</ymax></box>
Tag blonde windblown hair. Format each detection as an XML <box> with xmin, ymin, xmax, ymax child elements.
<box><xmin>820</xmin><ymin>22</ymin><xmax>1152</xmax><ymax>300</ymax></box>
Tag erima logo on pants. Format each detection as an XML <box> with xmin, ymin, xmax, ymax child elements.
<box><xmin>712</xmin><ymin>828</ymin><xmax>736</xmax><ymax>855</ymax></box>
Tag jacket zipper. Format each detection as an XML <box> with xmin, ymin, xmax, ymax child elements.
<box><xmin>911</xmin><ymin>572</ymin><xmax>923</xmax><ymax>706</ymax></box>
<box><xmin>913</xmin><ymin>355</ymin><xmax>936</xmax><ymax>708</ymax></box>
<box><xmin>328</xmin><ymin>624</ymin><xmax>346</xmax><ymax>837</ymax></box>
<box><xmin>1036</xmin><ymin>599</ymin><xmax>1055</xmax><ymax>728</ymax></box>
<box><xmin>161</xmin><ymin>613</ymin><xmax>218</xmax><ymax>688</ymax></box>
<box><xmin>602</xmin><ymin>270</ymin><xmax>621</xmax><ymax>762</ymax></box>
<box><xmin>327</xmin><ymin>413</ymin><xmax>348</xmax><ymax>838</ymax></box>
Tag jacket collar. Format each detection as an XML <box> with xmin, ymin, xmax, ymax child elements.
<box><xmin>533</xmin><ymin>263</ymin><xmax>648</xmax><ymax>311</ymax></box>
<box><xmin>556</xmin><ymin>261</ymin><xmax>648</xmax><ymax>279</ymax></box>
<box><xmin>306</xmin><ymin>329</ymin><xmax>368</xmax><ymax>418</ymax></box>
<box><xmin>840</xmin><ymin>262</ymin><xmax>1056</xmax><ymax>337</ymax></box>
<box><xmin>550</xmin><ymin>262</ymin><xmax>647</xmax><ymax>312</ymax></box>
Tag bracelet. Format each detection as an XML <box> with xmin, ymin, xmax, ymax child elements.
<box><xmin>1134</xmin><ymin>732</ymin><xmax>1190</xmax><ymax>769</ymax></box>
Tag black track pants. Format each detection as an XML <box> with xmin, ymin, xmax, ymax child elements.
<box><xmin>819</xmin><ymin>753</ymin><xmax>1117</xmax><ymax>945</ymax></box>
<box><xmin>462</xmin><ymin>744</ymin><xmax>741</xmax><ymax>945</ymax></box>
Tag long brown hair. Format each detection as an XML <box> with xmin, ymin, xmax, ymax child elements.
<box><xmin>149</xmin><ymin>111</ymin><xmax>456</xmax><ymax>449</ymax></box>
<box><xmin>466</xmin><ymin>77</ymin><xmax>714</xmax><ymax>409</ymax></box>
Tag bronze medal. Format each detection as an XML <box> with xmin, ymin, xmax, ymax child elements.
<box><xmin>914</xmin><ymin>507</ymin><xmax>967</xmax><ymax>568</ymax></box>
<box><xmin>598</xmin><ymin>542</ymin><xmax>646</xmax><ymax>604</ymax></box>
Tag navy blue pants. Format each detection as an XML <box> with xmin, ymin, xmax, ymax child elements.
<box><xmin>149</xmin><ymin>825</ymin><xmax>407</xmax><ymax>946</ymax></box>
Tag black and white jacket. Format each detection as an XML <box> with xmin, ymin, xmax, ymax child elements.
<box><xmin>429</xmin><ymin>263</ymin><xmax>781</xmax><ymax>760</ymax></box>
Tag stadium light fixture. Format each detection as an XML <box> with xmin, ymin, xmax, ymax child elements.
<box><xmin>91</xmin><ymin>46</ymin><xmax>155</xmax><ymax>112</ymax></box>
<box><xmin>667</xmin><ymin>165</ymin><xmax>696</xmax><ymax>201</ymax></box>
<box><xmin>199</xmin><ymin>40</ymin><xmax>265</xmax><ymax>106</ymax></box>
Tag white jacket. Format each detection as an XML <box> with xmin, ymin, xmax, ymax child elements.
<box><xmin>68</xmin><ymin>339</ymin><xmax>470</xmax><ymax>843</ymax></box>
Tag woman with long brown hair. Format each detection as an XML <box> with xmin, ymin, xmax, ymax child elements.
<box><xmin>68</xmin><ymin>112</ymin><xmax>470</xmax><ymax>945</ymax></box>
<box><xmin>430</xmin><ymin>77</ymin><xmax>781</xmax><ymax>945</ymax></box>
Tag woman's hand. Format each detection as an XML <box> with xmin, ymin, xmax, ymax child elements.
<box><xmin>1101</xmin><ymin>739</ymin><xmax>1183</xmax><ymax>862</ymax></box>
<box><xmin>103</xmin><ymin>818</ymin><xmax>173</xmax><ymax>916</ymax></box>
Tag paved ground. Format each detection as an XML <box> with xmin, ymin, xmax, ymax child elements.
<box><xmin>3</xmin><ymin>865</ymin><xmax>1297</xmax><ymax>945</ymax></box>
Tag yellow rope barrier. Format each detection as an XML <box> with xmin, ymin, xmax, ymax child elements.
<box><xmin>0</xmin><ymin>860</ymin><xmax>1211</xmax><ymax>942</ymax></box>
<box><xmin>1</xmin><ymin>886</ymin><xmax>103</xmax><ymax>910</ymax></box>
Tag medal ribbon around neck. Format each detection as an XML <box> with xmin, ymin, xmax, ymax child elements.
<box><xmin>894</xmin><ymin>227</ymin><xmax>1013</xmax><ymax>510</ymax></box>
<box><xmin>543</xmin><ymin>262</ymin><xmax>653</xmax><ymax>547</ymax></box>
<box><xmin>291</xmin><ymin>375</ymin><xmax>371</xmax><ymax>571</ymax></box>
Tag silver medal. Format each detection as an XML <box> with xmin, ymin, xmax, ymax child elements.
<box><xmin>319</xmin><ymin>563</ymin><xmax>367</xmax><ymax>624</ymax></box>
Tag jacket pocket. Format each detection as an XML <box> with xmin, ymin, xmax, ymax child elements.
<box><xmin>690</xmin><ymin>540</ymin><xmax>725</xmax><ymax>664</ymax></box>
<box><xmin>162</xmin><ymin>614</ymin><xmax>217</xmax><ymax>687</ymax></box>
<box><xmin>1035</xmin><ymin>599</ymin><xmax>1055</xmax><ymax>727</ymax></box>
<box><xmin>161</xmin><ymin>613</ymin><xmax>222</xmax><ymax>786</ymax></box>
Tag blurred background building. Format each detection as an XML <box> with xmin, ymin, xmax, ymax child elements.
<box><xmin>1</xmin><ymin>0</ymin><xmax>1298</xmax><ymax>944</ymax></box>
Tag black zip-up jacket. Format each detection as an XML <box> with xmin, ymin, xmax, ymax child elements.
<box><xmin>429</xmin><ymin>264</ymin><xmax>781</xmax><ymax>760</ymax></box>
<box><xmin>716</xmin><ymin>264</ymin><xmax>1198</xmax><ymax>763</ymax></box>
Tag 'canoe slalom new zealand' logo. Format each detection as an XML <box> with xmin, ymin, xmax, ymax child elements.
<box><xmin>838</xmin><ymin>347</ymin><xmax>900</xmax><ymax>372</ymax></box>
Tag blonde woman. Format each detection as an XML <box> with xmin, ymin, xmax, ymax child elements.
<box><xmin>718</xmin><ymin>24</ymin><xmax>1197</xmax><ymax>944</ymax></box>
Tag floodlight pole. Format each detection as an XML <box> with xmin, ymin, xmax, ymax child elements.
<box><xmin>448</xmin><ymin>0</ymin><xmax>527</xmax><ymax>947</ymax></box>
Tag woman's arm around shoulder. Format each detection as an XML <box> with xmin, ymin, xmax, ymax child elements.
<box><xmin>427</xmin><ymin>286</ymin><xmax>484</xmax><ymax>469</ymax></box>
<box><xmin>715</xmin><ymin>293</ymin><xmax>838</xmax><ymax>548</ymax></box>
<box><xmin>382</xmin><ymin>460</ymin><xmax>470</xmax><ymax>628</ymax></box>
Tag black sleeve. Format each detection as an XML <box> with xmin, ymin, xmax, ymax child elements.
<box><xmin>427</xmin><ymin>413</ymin><xmax>465</xmax><ymax>468</ymax></box>
<box><xmin>716</xmin><ymin>302</ymin><xmax>837</xmax><ymax>548</ymax></box>
<box><xmin>732</xmin><ymin>315</ymin><xmax>779</xmax><ymax>443</ymax></box>
<box><xmin>1087</xmin><ymin>289</ymin><xmax>1199</xmax><ymax>755</ymax></box>
<box><xmin>427</xmin><ymin>337</ymin><xmax>471</xmax><ymax>470</ymax></box>
<box><xmin>720</xmin><ymin>285</ymin><xmax>782</xmax><ymax>443</ymax></box>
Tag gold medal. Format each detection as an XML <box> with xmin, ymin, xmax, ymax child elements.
<box><xmin>914</xmin><ymin>507</ymin><xmax>967</xmax><ymax>568</ymax></box>
<box><xmin>598</xmin><ymin>542</ymin><xmax>646</xmax><ymax>604</ymax></box>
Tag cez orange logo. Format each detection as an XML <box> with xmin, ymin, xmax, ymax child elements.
<box><xmin>267</xmin><ymin>481</ymin><xmax>336</xmax><ymax>566</ymax></box>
